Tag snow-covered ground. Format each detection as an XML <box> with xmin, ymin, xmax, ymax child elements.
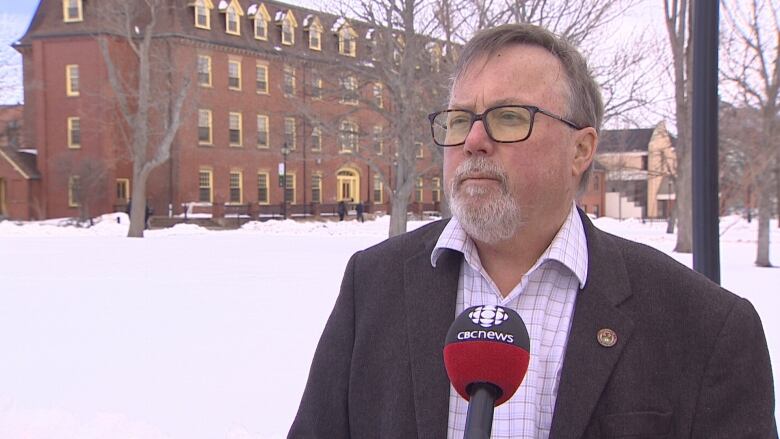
<box><xmin>0</xmin><ymin>214</ymin><xmax>777</xmax><ymax>438</ymax></box>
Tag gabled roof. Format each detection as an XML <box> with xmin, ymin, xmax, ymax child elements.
<box><xmin>598</xmin><ymin>128</ymin><xmax>654</xmax><ymax>154</ymax></box>
<box><xmin>0</xmin><ymin>146</ymin><xmax>40</xmax><ymax>180</ymax></box>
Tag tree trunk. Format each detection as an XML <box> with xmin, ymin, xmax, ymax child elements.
<box><xmin>127</xmin><ymin>171</ymin><xmax>149</xmax><ymax>238</ymax></box>
<box><xmin>755</xmin><ymin>183</ymin><xmax>772</xmax><ymax>267</ymax></box>
<box><xmin>389</xmin><ymin>194</ymin><xmax>410</xmax><ymax>237</ymax></box>
<box><xmin>674</xmin><ymin>146</ymin><xmax>692</xmax><ymax>252</ymax></box>
<box><xmin>666</xmin><ymin>202</ymin><xmax>676</xmax><ymax>234</ymax></box>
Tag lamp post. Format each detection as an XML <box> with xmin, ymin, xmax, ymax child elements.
<box><xmin>281</xmin><ymin>142</ymin><xmax>290</xmax><ymax>220</ymax></box>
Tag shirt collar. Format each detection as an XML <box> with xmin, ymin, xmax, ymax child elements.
<box><xmin>431</xmin><ymin>202</ymin><xmax>588</xmax><ymax>288</ymax></box>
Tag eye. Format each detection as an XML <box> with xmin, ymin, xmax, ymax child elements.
<box><xmin>494</xmin><ymin>108</ymin><xmax>528</xmax><ymax>124</ymax></box>
<box><xmin>447</xmin><ymin>113</ymin><xmax>471</xmax><ymax>128</ymax></box>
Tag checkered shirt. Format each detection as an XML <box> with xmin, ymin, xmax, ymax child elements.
<box><xmin>431</xmin><ymin>203</ymin><xmax>588</xmax><ymax>439</ymax></box>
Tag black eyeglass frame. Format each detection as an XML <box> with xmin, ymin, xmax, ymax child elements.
<box><xmin>427</xmin><ymin>104</ymin><xmax>585</xmax><ymax>147</ymax></box>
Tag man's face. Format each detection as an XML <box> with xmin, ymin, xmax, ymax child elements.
<box><xmin>443</xmin><ymin>44</ymin><xmax>587</xmax><ymax>244</ymax></box>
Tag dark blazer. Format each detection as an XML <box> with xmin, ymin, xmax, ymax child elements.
<box><xmin>289</xmin><ymin>212</ymin><xmax>777</xmax><ymax>438</ymax></box>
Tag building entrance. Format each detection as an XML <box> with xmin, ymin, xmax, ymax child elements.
<box><xmin>337</xmin><ymin>168</ymin><xmax>360</xmax><ymax>202</ymax></box>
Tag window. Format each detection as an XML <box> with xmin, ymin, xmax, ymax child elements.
<box><xmin>373</xmin><ymin>174</ymin><xmax>383</xmax><ymax>203</ymax></box>
<box><xmin>197</xmin><ymin>55</ymin><xmax>211</xmax><ymax>87</ymax></box>
<box><xmin>63</xmin><ymin>0</ymin><xmax>83</xmax><ymax>23</ymax></box>
<box><xmin>192</xmin><ymin>0</ymin><xmax>213</xmax><ymax>29</ymax></box>
<box><xmin>310</xmin><ymin>74</ymin><xmax>322</xmax><ymax>100</ymax></box>
<box><xmin>338</xmin><ymin>25</ymin><xmax>357</xmax><ymax>57</ymax></box>
<box><xmin>339</xmin><ymin>120</ymin><xmax>358</xmax><ymax>153</ymax></box>
<box><xmin>253</xmin><ymin>4</ymin><xmax>270</xmax><ymax>40</ymax></box>
<box><xmin>256</xmin><ymin>115</ymin><xmax>269</xmax><ymax>148</ymax></box>
<box><xmin>255</xmin><ymin>63</ymin><xmax>268</xmax><ymax>93</ymax></box>
<box><xmin>415</xmin><ymin>177</ymin><xmax>424</xmax><ymax>202</ymax></box>
<box><xmin>280</xmin><ymin>11</ymin><xmax>297</xmax><ymax>45</ymax></box>
<box><xmin>66</xmin><ymin>65</ymin><xmax>80</xmax><ymax>96</ymax></box>
<box><xmin>229</xmin><ymin>170</ymin><xmax>243</xmax><ymax>204</ymax></box>
<box><xmin>432</xmin><ymin>177</ymin><xmax>441</xmax><ymax>203</ymax></box>
<box><xmin>309</xmin><ymin>27</ymin><xmax>321</xmax><ymax>50</ymax></box>
<box><xmin>198</xmin><ymin>169</ymin><xmax>213</xmax><ymax>203</ymax></box>
<box><xmin>311</xmin><ymin>174</ymin><xmax>322</xmax><ymax>203</ymax></box>
<box><xmin>311</xmin><ymin>126</ymin><xmax>322</xmax><ymax>151</ymax></box>
<box><xmin>373</xmin><ymin>126</ymin><xmax>383</xmax><ymax>155</ymax></box>
<box><xmin>68</xmin><ymin>175</ymin><xmax>81</xmax><ymax>207</ymax></box>
<box><xmin>229</xmin><ymin>112</ymin><xmax>242</xmax><ymax>146</ymax></box>
<box><xmin>198</xmin><ymin>109</ymin><xmax>212</xmax><ymax>145</ymax></box>
<box><xmin>373</xmin><ymin>83</ymin><xmax>383</xmax><ymax>108</ymax></box>
<box><xmin>116</xmin><ymin>179</ymin><xmax>130</xmax><ymax>203</ymax></box>
<box><xmin>67</xmin><ymin>117</ymin><xmax>80</xmax><ymax>148</ymax></box>
<box><xmin>284</xmin><ymin>173</ymin><xmax>296</xmax><ymax>204</ymax></box>
<box><xmin>341</xmin><ymin>75</ymin><xmax>358</xmax><ymax>105</ymax></box>
<box><xmin>225</xmin><ymin>0</ymin><xmax>243</xmax><ymax>35</ymax></box>
<box><xmin>284</xmin><ymin>117</ymin><xmax>296</xmax><ymax>150</ymax></box>
<box><xmin>257</xmin><ymin>172</ymin><xmax>269</xmax><ymax>204</ymax></box>
<box><xmin>228</xmin><ymin>60</ymin><xmax>241</xmax><ymax>90</ymax></box>
<box><xmin>416</xmin><ymin>142</ymin><xmax>424</xmax><ymax>158</ymax></box>
<box><xmin>430</xmin><ymin>44</ymin><xmax>442</xmax><ymax>72</ymax></box>
<box><xmin>283</xmin><ymin>65</ymin><xmax>295</xmax><ymax>96</ymax></box>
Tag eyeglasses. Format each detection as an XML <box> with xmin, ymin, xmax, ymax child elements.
<box><xmin>427</xmin><ymin>104</ymin><xmax>584</xmax><ymax>147</ymax></box>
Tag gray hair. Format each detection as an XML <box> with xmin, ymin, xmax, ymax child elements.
<box><xmin>451</xmin><ymin>24</ymin><xmax>604</xmax><ymax>192</ymax></box>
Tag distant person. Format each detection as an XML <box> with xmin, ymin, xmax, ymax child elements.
<box><xmin>144</xmin><ymin>202</ymin><xmax>153</xmax><ymax>229</ymax></box>
<box><xmin>289</xmin><ymin>23</ymin><xmax>776</xmax><ymax>438</ymax></box>
<box><xmin>355</xmin><ymin>201</ymin><xmax>365</xmax><ymax>223</ymax></box>
<box><xmin>337</xmin><ymin>200</ymin><xmax>346</xmax><ymax>221</ymax></box>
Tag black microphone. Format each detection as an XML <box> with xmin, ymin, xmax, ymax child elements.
<box><xmin>443</xmin><ymin>305</ymin><xmax>531</xmax><ymax>439</ymax></box>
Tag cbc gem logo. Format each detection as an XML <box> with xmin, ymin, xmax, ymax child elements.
<box><xmin>469</xmin><ymin>305</ymin><xmax>509</xmax><ymax>328</ymax></box>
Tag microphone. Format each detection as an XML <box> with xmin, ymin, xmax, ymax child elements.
<box><xmin>443</xmin><ymin>305</ymin><xmax>531</xmax><ymax>439</ymax></box>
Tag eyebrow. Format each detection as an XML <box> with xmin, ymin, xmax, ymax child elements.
<box><xmin>448</xmin><ymin>98</ymin><xmax>527</xmax><ymax>110</ymax></box>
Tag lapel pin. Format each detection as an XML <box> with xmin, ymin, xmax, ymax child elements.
<box><xmin>597</xmin><ymin>328</ymin><xmax>617</xmax><ymax>347</ymax></box>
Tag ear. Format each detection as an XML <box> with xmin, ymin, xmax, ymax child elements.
<box><xmin>572</xmin><ymin>127</ymin><xmax>598</xmax><ymax>177</ymax></box>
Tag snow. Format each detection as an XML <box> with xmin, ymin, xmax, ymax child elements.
<box><xmin>0</xmin><ymin>213</ymin><xmax>777</xmax><ymax>438</ymax></box>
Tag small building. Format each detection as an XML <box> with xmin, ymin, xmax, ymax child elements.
<box><xmin>596</xmin><ymin>122</ymin><xmax>676</xmax><ymax>220</ymax></box>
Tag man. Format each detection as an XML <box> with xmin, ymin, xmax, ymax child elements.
<box><xmin>289</xmin><ymin>24</ymin><xmax>776</xmax><ymax>438</ymax></box>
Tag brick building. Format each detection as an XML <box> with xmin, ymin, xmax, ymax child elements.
<box><xmin>13</xmin><ymin>0</ymin><xmax>447</xmax><ymax>221</ymax></box>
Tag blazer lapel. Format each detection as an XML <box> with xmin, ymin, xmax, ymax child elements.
<box><xmin>403</xmin><ymin>224</ymin><xmax>461</xmax><ymax>439</ymax></box>
<box><xmin>549</xmin><ymin>213</ymin><xmax>636</xmax><ymax>439</ymax></box>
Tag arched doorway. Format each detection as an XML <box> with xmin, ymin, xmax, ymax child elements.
<box><xmin>0</xmin><ymin>178</ymin><xmax>6</xmax><ymax>217</ymax></box>
<box><xmin>336</xmin><ymin>168</ymin><xmax>360</xmax><ymax>202</ymax></box>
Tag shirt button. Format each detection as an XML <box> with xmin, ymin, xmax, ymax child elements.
<box><xmin>597</xmin><ymin>328</ymin><xmax>617</xmax><ymax>347</ymax></box>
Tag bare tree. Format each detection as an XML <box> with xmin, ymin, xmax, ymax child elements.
<box><xmin>662</xmin><ymin>0</ymin><xmax>693</xmax><ymax>252</ymax></box>
<box><xmin>95</xmin><ymin>0</ymin><xmax>193</xmax><ymax>237</ymax></box>
<box><xmin>52</xmin><ymin>155</ymin><xmax>109</xmax><ymax>225</ymax></box>
<box><xmin>721</xmin><ymin>0</ymin><xmax>779</xmax><ymax>266</ymax></box>
<box><xmin>308</xmin><ymin>0</ymin><xmax>451</xmax><ymax>237</ymax></box>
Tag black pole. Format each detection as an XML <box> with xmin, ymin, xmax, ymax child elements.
<box><xmin>692</xmin><ymin>0</ymin><xmax>720</xmax><ymax>284</ymax></box>
<box><xmin>464</xmin><ymin>383</ymin><xmax>499</xmax><ymax>439</ymax></box>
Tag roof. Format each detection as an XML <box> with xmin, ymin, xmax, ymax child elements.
<box><xmin>16</xmin><ymin>0</ymin><xmax>401</xmax><ymax>66</ymax></box>
<box><xmin>0</xmin><ymin>146</ymin><xmax>40</xmax><ymax>179</ymax></box>
<box><xmin>598</xmin><ymin>128</ymin><xmax>654</xmax><ymax>154</ymax></box>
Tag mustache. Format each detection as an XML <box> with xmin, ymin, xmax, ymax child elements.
<box><xmin>452</xmin><ymin>157</ymin><xmax>509</xmax><ymax>190</ymax></box>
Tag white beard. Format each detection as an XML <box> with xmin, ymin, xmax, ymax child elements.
<box><xmin>447</xmin><ymin>156</ymin><xmax>522</xmax><ymax>245</ymax></box>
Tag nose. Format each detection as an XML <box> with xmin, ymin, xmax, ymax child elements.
<box><xmin>462</xmin><ymin>119</ymin><xmax>494</xmax><ymax>156</ymax></box>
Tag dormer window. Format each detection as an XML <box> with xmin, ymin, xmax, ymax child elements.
<box><xmin>338</xmin><ymin>23</ymin><xmax>357</xmax><ymax>57</ymax></box>
<box><xmin>249</xmin><ymin>3</ymin><xmax>270</xmax><ymax>40</ymax></box>
<box><xmin>304</xmin><ymin>16</ymin><xmax>323</xmax><ymax>51</ymax></box>
<box><xmin>429</xmin><ymin>43</ymin><xmax>442</xmax><ymax>72</ymax></box>
<box><xmin>63</xmin><ymin>0</ymin><xmax>83</xmax><ymax>23</ymax></box>
<box><xmin>222</xmin><ymin>0</ymin><xmax>244</xmax><ymax>36</ymax></box>
<box><xmin>191</xmin><ymin>0</ymin><xmax>213</xmax><ymax>29</ymax></box>
<box><xmin>276</xmin><ymin>10</ymin><xmax>298</xmax><ymax>46</ymax></box>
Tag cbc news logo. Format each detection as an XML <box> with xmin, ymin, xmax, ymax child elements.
<box><xmin>469</xmin><ymin>305</ymin><xmax>509</xmax><ymax>328</ymax></box>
